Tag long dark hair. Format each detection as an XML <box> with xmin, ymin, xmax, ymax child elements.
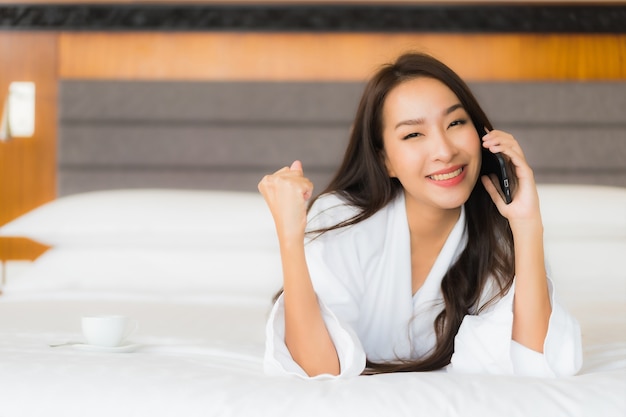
<box><xmin>310</xmin><ymin>52</ymin><xmax>515</xmax><ymax>373</ymax></box>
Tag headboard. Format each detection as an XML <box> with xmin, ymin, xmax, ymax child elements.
<box><xmin>58</xmin><ymin>81</ymin><xmax>626</xmax><ymax>196</ymax></box>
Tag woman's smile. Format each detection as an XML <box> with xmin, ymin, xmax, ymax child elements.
<box><xmin>427</xmin><ymin>165</ymin><xmax>466</xmax><ymax>183</ymax></box>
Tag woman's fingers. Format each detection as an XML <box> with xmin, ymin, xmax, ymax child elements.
<box><xmin>482</xmin><ymin>130</ymin><xmax>523</xmax><ymax>155</ymax></box>
<box><xmin>290</xmin><ymin>160</ymin><xmax>303</xmax><ymax>173</ymax></box>
<box><xmin>258</xmin><ymin>161</ymin><xmax>314</xmax><ymax>240</ymax></box>
<box><xmin>481</xmin><ymin>130</ymin><xmax>542</xmax><ymax>223</ymax></box>
<box><xmin>482</xmin><ymin>130</ymin><xmax>532</xmax><ymax>179</ymax></box>
<box><xmin>259</xmin><ymin>161</ymin><xmax>310</xmax><ymax>196</ymax></box>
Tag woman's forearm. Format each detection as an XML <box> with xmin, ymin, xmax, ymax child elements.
<box><xmin>258</xmin><ymin>161</ymin><xmax>339</xmax><ymax>375</ymax></box>
<box><xmin>510</xmin><ymin>219</ymin><xmax>552</xmax><ymax>353</ymax></box>
<box><xmin>280</xmin><ymin>239</ymin><xmax>340</xmax><ymax>376</ymax></box>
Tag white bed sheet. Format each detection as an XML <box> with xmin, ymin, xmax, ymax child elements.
<box><xmin>1</xmin><ymin>290</ymin><xmax>624</xmax><ymax>417</ymax></box>
<box><xmin>1</xmin><ymin>185</ymin><xmax>625</xmax><ymax>417</ymax></box>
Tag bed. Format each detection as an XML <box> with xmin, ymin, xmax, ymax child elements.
<box><xmin>0</xmin><ymin>184</ymin><xmax>625</xmax><ymax>417</ymax></box>
<box><xmin>0</xmin><ymin>80</ymin><xmax>625</xmax><ymax>416</ymax></box>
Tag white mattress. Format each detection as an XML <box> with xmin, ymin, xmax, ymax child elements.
<box><xmin>0</xmin><ymin>290</ymin><xmax>624</xmax><ymax>417</ymax></box>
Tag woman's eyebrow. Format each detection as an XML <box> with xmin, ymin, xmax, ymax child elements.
<box><xmin>445</xmin><ymin>103</ymin><xmax>464</xmax><ymax>115</ymax></box>
<box><xmin>394</xmin><ymin>118</ymin><xmax>425</xmax><ymax>129</ymax></box>
<box><xmin>394</xmin><ymin>103</ymin><xmax>465</xmax><ymax>130</ymax></box>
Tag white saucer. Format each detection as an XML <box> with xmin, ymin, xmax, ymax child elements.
<box><xmin>72</xmin><ymin>343</ymin><xmax>140</xmax><ymax>353</ymax></box>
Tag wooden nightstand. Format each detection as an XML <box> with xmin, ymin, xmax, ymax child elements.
<box><xmin>0</xmin><ymin>237</ymin><xmax>49</xmax><ymax>289</ymax></box>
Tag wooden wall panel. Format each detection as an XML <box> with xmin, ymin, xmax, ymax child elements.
<box><xmin>58</xmin><ymin>33</ymin><xmax>626</xmax><ymax>81</ymax></box>
<box><xmin>0</xmin><ymin>33</ymin><xmax>57</xmax><ymax>260</ymax></box>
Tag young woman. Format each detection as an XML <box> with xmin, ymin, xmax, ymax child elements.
<box><xmin>258</xmin><ymin>52</ymin><xmax>582</xmax><ymax>379</ymax></box>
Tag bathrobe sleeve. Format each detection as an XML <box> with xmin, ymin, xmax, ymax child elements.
<box><xmin>264</xmin><ymin>195</ymin><xmax>367</xmax><ymax>379</ymax></box>
<box><xmin>448</xmin><ymin>277</ymin><xmax>583</xmax><ymax>377</ymax></box>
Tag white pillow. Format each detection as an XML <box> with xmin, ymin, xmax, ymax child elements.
<box><xmin>3</xmin><ymin>185</ymin><xmax>622</xmax><ymax>246</ymax></box>
<box><xmin>4</xmin><ymin>247</ymin><xmax>283</xmax><ymax>298</ymax></box>
<box><xmin>538</xmin><ymin>184</ymin><xmax>626</xmax><ymax>239</ymax></box>
<box><xmin>0</xmin><ymin>189</ymin><xmax>278</xmax><ymax>249</ymax></box>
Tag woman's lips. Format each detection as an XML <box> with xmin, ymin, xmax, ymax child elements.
<box><xmin>428</xmin><ymin>167</ymin><xmax>463</xmax><ymax>181</ymax></box>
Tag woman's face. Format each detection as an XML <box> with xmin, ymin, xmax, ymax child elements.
<box><xmin>381</xmin><ymin>76</ymin><xmax>481</xmax><ymax>212</ymax></box>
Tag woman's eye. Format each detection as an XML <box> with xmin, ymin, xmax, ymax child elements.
<box><xmin>402</xmin><ymin>132</ymin><xmax>422</xmax><ymax>140</ymax></box>
<box><xmin>449</xmin><ymin>119</ymin><xmax>467</xmax><ymax>128</ymax></box>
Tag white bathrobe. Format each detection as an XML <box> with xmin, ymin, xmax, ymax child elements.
<box><xmin>264</xmin><ymin>193</ymin><xmax>583</xmax><ymax>379</ymax></box>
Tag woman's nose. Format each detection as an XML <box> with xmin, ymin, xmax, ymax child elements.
<box><xmin>431</xmin><ymin>130</ymin><xmax>457</xmax><ymax>162</ymax></box>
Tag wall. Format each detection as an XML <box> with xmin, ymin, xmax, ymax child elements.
<box><xmin>58</xmin><ymin>33</ymin><xmax>626</xmax><ymax>81</ymax></box>
<box><xmin>1</xmin><ymin>3</ymin><xmax>625</xmax><ymax>260</ymax></box>
<box><xmin>0</xmin><ymin>33</ymin><xmax>57</xmax><ymax>260</ymax></box>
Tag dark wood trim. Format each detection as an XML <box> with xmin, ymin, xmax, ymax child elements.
<box><xmin>1</xmin><ymin>3</ymin><xmax>625</xmax><ymax>33</ymax></box>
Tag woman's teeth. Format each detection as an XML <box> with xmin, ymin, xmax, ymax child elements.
<box><xmin>429</xmin><ymin>167</ymin><xmax>463</xmax><ymax>181</ymax></box>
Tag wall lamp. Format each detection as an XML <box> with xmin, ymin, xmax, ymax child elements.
<box><xmin>0</xmin><ymin>82</ymin><xmax>36</xmax><ymax>142</ymax></box>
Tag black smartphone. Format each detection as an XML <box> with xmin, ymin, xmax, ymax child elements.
<box><xmin>479</xmin><ymin>129</ymin><xmax>513</xmax><ymax>204</ymax></box>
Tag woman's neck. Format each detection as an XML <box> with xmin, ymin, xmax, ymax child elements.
<box><xmin>404</xmin><ymin>195</ymin><xmax>462</xmax><ymax>240</ymax></box>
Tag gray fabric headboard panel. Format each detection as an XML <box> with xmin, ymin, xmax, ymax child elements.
<box><xmin>471</xmin><ymin>83</ymin><xmax>626</xmax><ymax>188</ymax></box>
<box><xmin>58</xmin><ymin>82</ymin><xmax>361</xmax><ymax>196</ymax></box>
<box><xmin>58</xmin><ymin>81</ymin><xmax>626</xmax><ymax>196</ymax></box>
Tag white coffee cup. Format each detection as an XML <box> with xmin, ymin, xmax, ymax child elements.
<box><xmin>81</xmin><ymin>315</ymin><xmax>138</xmax><ymax>347</ymax></box>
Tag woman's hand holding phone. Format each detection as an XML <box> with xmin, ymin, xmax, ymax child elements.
<box><xmin>480</xmin><ymin>129</ymin><xmax>542</xmax><ymax>229</ymax></box>
<box><xmin>482</xmin><ymin>130</ymin><xmax>552</xmax><ymax>353</ymax></box>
